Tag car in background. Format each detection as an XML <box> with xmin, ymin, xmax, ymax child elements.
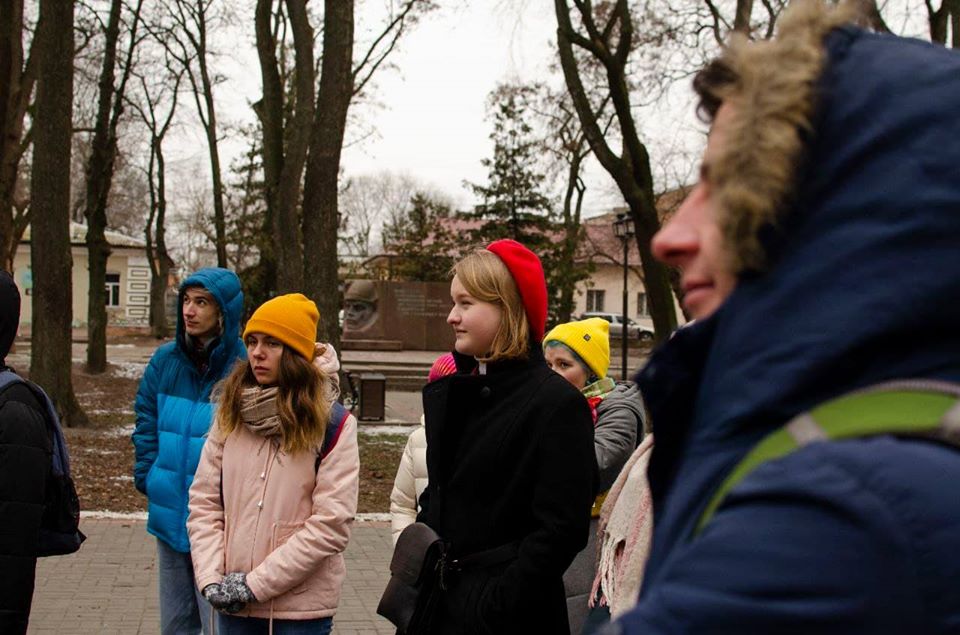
<box><xmin>578</xmin><ymin>311</ymin><xmax>655</xmax><ymax>341</ymax></box>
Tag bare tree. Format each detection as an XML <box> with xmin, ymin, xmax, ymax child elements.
<box><xmin>158</xmin><ymin>0</ymin><xmax>230</xmax><ymax>266</ymax></box>
<box><xmin>339</xmin><ymin>171</ymin><xmax>418</xmax><ymax>257</ymax></box>
<box><xmin>0</xmin><ymin>0</ymin><xmax>36</xmax><ymax>272</ymax></box>
<box><xmin>555</xmin><ymin>0</ymin><xmax>678</xmax><ymax>340</ymax></box>
<box><xmin>30</xmin><ymin>0</ymin><xmax>87</xmax><ymax>426</ymax></box>
<box><xmin>302</xmin><ymin>0</ymin><xmax>355</xmax><ymax>350</ymax></box>
<box><xmin>84</xmin><ymin>0</ymin><xmax>145</xmax><ymax>373</ymax></box>
<box><xmin>127</xmin><ymin>52</ymin><xmax>183</xmax><ymax>339</ymax></box>
<box><xmin>249</xmin><ymin>0</ymin><xmax>435</xmax><ymax>351</ymax></box>
<box><xmin>254</xmin><ymin>0</ymin><xmax>315</xmax><ymax>293</ymax></box>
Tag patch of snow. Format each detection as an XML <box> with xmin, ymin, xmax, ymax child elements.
<box><xmin>110</xmin><ymin>475</ymin><xmax>135</xmax><ymax>482</ymax></box>
<box><xmin>103</xmin><ymin>424</ymin><xmax>136</xmax><ymax>438</ymax></box>
<box><xmin>356</xmin><ymin>513</ymin><xmax>391</xmax><ymax>522</ymax></box>
<box><xmin>78</xmin><ymin>448</ymin><xmax>121</xmax><ymax>455</ymax></box>
<box><xmin>113</xmin><ymin>361</ymin><xmax>146</xmax><ymax>379</ymax></box>
<box><xmin>81</xmin><ymin>511</ymin><xmax>148</xmax><ymax>520</ymax></box>
<box><xmin>359</xmin><ymin>425</ymin><xmax>417</xmax><ymax>437</ymax></box>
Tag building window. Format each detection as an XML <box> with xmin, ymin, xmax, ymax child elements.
<box><xmin>105</xmin><ymin>273</ymin><xmax>121</xmax><ymax>307</ymax></box>
<box><xmin>636</xmin><ymin>292</ymin><xmax>648</xmax><ymax>317</ymax></box>
<box><xmin>587</xmin><ymin>289</ymin><xmax>605</xmax><ymax>312</ymax></box>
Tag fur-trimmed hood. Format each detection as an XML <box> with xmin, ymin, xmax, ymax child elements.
<box><xmin>635</xmin><ymin>0</ymin><xmax>960</xmax><ymax>602</ymax></box>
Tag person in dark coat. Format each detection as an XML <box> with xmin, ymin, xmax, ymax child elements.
<box><xmin>0</xmin><ymin>271</ymin><xmax>51</xmax><ymax>634</ymax></box>
<box><xmin>417</xmin><ymin>239</ymin><xmax>598</xmax><ymax>634</ymax></box>
<box><xmin>603</xmin><ymin>2</ymin><xmax>960</xmax><ymax>633</ymax></box>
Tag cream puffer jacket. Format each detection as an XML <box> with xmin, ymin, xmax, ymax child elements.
<box><xmin>389</xmin><ymin>419</ymin><xmax>427</xmax><ymax>544</ymax></box>
<box><xmin>187</xmin><ymin>413</ymin><xmax>359</xmax><ymax>620</ymax></box>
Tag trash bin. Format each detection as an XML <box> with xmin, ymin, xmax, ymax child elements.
<box><xmin>358</xmin><ymin>373</ymin><xmax>386</xmax><ymax>421</ymax></box>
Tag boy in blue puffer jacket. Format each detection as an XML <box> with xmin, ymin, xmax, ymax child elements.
<box><xmin>133</xmin><ymin>268</ymin><xmax>245</xmax><ymax>634</ymax></box>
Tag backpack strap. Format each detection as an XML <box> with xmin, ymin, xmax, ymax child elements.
<box><xmin>315</xmin><ymin>401</ymin><xmax>351</xmax><ymax>472</ymax></box>
<box><xmin>694</xmin><ymin>380</ymin><xmax>960</xmax><ymax>537</ymax></box>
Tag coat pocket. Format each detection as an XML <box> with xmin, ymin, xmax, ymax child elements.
<box><xmin>272</xmin><ymin>521</ymin><xmax>307</xmax><ymax>593</ymax></box>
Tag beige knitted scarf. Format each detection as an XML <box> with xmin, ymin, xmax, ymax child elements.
<box><xmin>589</xmin><ymin>434</ymin><xmax>655</xmax><ymax>618</ymax></box>
<box><xmin>240</xmin><ymin>385</ymin><xmax>282</xmax><ymax>438</ymax></box>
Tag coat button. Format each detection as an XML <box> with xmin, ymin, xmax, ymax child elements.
<box><xmin>260</xmin><ymin>472</ymin><xmax>265</xmax><ymax>479</ymax></box>
<box><xmin>480</xmin><ymin>386</ymin><xmax>491</xmax><ymax>398</ymax></box>
<box><xmin>257</xmin><ymin>501</ymin><xmax>263</xmax><ymax>509</ymax></box>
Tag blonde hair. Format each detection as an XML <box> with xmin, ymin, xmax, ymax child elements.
<box><xmin>214</xmin><ymin>347</ymin><xmax>331</xmax><ymax>454</ymax></box>
<box><xmin>452</xmin><ymin>249</ymin><xmax>530</xmax><ymax>362</ymax></box>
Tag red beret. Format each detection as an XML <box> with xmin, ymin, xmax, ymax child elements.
<box><xmin>486</xmin><ymin>239</ymin><xmax>547</xmax><ymax>340</ymax></box>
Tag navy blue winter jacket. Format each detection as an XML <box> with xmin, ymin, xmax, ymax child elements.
<box><xmin>132</xmin><ymin>268</ymin><xmax>245</xmax><ymax>552</ymax></box>
<box><xmin>613</xmin><ymin>27</ymin><xmax>960</xmax><ymax>634</ymax></box>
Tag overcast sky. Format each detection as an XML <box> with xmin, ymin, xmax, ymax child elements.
<box><xmin>164</xmin><ymin>1</ymin><xmax>706</xmax><ymax>225</ymax></box>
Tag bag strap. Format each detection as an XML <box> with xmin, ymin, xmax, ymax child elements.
<box><xmin>694</xmin><ymin>380</ymin><xmax>960</xmax><ymax>537</ymax></box>
<box><xmin>314</xmin><ymin>401</ymin><xmax>351</xmax><ymax>472</ymax></box>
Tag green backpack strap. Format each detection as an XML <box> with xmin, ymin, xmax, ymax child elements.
<box><xmin>694</xmin><ymin>380</ymin><xmax>960</xmax><ymax>537</ymax></box>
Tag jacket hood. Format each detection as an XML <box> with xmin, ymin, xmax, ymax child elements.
<box><xmin>176</xmin><ymin>267</ymin><xmax>245</xmax><ymax>377</ymax></box>
<box><xmin>637</xmin><ymin>22</ymin><xmax>960</xmax><ymax>589</ymax></box>
<box><xmin>0</xmin><ymin>271</ymin><xmax>20</xmax><ymax>364</ymax></box>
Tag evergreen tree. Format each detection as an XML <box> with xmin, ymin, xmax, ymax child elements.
<box><xmin>465</xmin><ymin>87</ymin><xmax>555</xmax><ymax>248</ymax></box>
<box><xmin>382</xmin><ymin>192</ymin><xmax>458</xmax><ymax>281</ymax></box>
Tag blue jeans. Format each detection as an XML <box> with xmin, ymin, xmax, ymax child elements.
<box><xmin>157</xmin><ymin>538</ymin><xmax>213</xmax><ymax>635</ymax></box>
<box><xmin>217</xmin><ymin>615</ymin><xmax>333</xmax><ymax>635</ymax></box>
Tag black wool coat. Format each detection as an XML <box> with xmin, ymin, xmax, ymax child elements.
<box><xmin>0</xmin><ymin>380</ymin><xmax>51</xmax><ymax>635</ymax></box>
<box><xmin>417</xmin><ymin>347</ymin><xmax>598</xmax><ymax>635</ymax></box>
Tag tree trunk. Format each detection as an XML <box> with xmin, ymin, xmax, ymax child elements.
<box><xmin>190</xmin><ymin>0</ymin><xmax>227</xmax><ymax>267</ymax></box>
<box><xmin>147</xmin><ymin>138</ymin><xmax>174</xmax><ymax>339</ymax></box>
<box><xmin>30</xmin><ymin>0</ymin><xmax>87</xmax><ymax>426</ymax></box>
<box><xmin>302</xmin><ymin>0</ymin><xmax>354</xmax><ymax>350</ymax></box>
<box><xmin>0</xmin><ymin>0</ymin><xmax>34</xmax><ymax>273</ymax></box>
<box><xmin>84</xmin><ymin>0</ymin><xmax>122</xmax><ymax>374</ymax></box>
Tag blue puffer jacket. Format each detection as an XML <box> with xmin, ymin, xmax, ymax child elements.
<box><xmin>611</xmin><ymin>25</ymin><xmax>960</xmax><ymax>635</ymax></box>
<box><xmin>132</xmin><ymin>268</ymin><xmax>245</xmax><ymax>552</ymax></box>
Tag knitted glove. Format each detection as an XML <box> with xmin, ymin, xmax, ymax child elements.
<box><xmin>220</xmin><ymin>572</ymin><xmax>257</xmax><ymax>606</ymax></box>
<box><xmin>201</xmin><ymin>583</ymin><xmax>234</xmax><ymax>610</ymax></box>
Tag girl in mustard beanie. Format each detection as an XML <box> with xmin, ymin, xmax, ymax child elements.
<box><xmin>543</xmin><ymin>318</ymin><xmax>647</xmax><ymax>635</ymax></box>
<box><xmin>187</xmin><ymin>293</ymin><xmax>359</xmax><ymax>635</ymax></box>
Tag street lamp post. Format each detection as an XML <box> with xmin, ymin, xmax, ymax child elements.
<box><xmin>613</xmin><ymin>212</ymin><xmax>635</xmax><ymax>381</ymax></box>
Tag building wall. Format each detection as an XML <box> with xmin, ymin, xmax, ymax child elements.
<box><xmin>12</xmin><ymin>246</ymin><xmax>152</xmax><ymax>327</ymax></box>
<box><xmin>573</xmin><ymin>262</ymin><xmax>685</xmax><ymax>328</ymax></box>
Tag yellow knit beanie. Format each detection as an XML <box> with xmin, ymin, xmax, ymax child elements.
<box><xmin>243</xmin><ymin>293</ymin><xmax>319</xmax><ymax>360</ymax></box>
<box><xmin>542</xmin><ymin>317</ymin><xmax>610</xmax><ymax>379</ymax></box>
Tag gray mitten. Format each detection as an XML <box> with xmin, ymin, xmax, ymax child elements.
<box><xmin>221</xmin><ymin>572</ymin><xmax>257</xmax><ymax>606</ymax></box>
<box><xmin>201</xmin><ymin>583</ymin><xmax>233</xmax><ymax>610</ymax></box>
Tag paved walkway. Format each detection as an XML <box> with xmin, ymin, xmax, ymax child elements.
<box><xmin>30</xmin><ymin>519</ymin><xmax>395</xmax><ymax>635</ymax></box>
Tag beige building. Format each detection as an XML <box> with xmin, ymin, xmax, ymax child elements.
<box><xmin>12</xmin><ymin>223</ymin><xmax>153</xmax><ymax>327</ymax></box>
<box><xmin>575</xmin><ymin>205</ymin><xmax>686</xmax><ymax>329</ymax></box>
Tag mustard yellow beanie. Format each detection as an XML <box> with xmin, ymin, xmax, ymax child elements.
<box><xmin>243</xmin><ymin>293</ymin><xmax>319</xmax><ymax>360</ymax></box>
<box><xmin>543</xmin><ymin>317</ymin><xmax>610</xmax><ymax>379</ymax></box>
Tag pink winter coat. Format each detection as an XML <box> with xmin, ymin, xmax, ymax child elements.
<box><xmin>187</xmin><ymin>414</ymin><xmax>360</xmax><ymax>620</ymax></box>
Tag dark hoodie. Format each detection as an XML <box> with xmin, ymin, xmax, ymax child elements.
<box><xmin>613</xmin><ymin>16</ymin><xmax>960</xmax><ymax>635</ymax></box>
<box><xmin>0</xmin><ymin>272</ymin><xmax>50</xmax><ymax>634</ymax></box>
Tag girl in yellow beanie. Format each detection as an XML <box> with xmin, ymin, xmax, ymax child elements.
<box><xmin>543</xmin><ymin>317</ymin><xmax>647</xmax><ymax>635</ymax></box>
<box><xmin>187</xmin><ymin>293</ymin><xmax>359</xmax><ymax>635</ymax></box>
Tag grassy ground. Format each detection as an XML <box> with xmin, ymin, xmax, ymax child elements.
<box><xmin>52</xmin><ymin>362</ymin><xmax>407</xmax><ymax>514</ymax></box>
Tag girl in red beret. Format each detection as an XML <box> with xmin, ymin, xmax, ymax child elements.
<box><xmin>412</xmin><ymin>240</ymin><xmax>598</xmax><ymax>634</ymax></box>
